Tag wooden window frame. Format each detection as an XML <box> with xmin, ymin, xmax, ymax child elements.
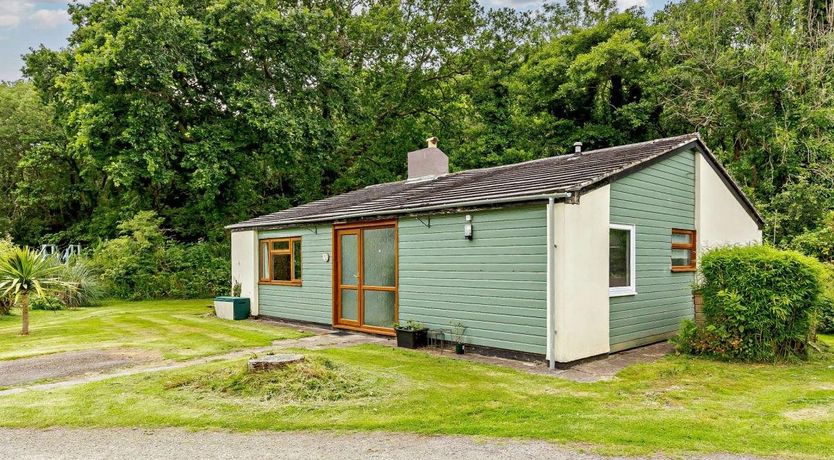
<box><xmin>671</xmin><ymin>229</ymin><xmax>697</xmax><ymax>272</ymax></box>
<box><xmin>259</xmin><ymin>237</ymin><xmax>303</xmax><ymax>286</ymax></box>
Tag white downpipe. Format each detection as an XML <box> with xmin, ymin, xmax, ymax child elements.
<box><xmin>546</xmin><ymin>197</ymin><xmax>556</xmax><ymax>369</ymax></box>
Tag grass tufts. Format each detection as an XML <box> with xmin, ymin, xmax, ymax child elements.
<box><xmin>164</xmin><ymin>356</ymin><xmax>382</xmax><ymax>404</ymax></box>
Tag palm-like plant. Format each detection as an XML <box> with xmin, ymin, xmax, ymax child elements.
<box><xmin>0</xmin><ymin>247</ymin><xmax>75</xmax><ymax>335</ymax></box>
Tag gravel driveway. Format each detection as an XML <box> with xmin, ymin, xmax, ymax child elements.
<box><xmin>0</xmin><ymin>350</ymin><xmax>153</xmax><ymax>387</ymax></box>
<box><xmin>0</xmin><ymin>428</ymin><xmax>762</xmax><ymax>460</ymax></box>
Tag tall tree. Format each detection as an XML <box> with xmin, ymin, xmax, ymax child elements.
<box><xmin>26</xmin><ymin>0</ymin><xmax>355</xmax><ymax>241</ymax></box>
<box><xmin>656</xmin><ymin>0</ymin><xmax>834</xmax><ymax>244</ymax></box>
<box><xmin>0</xmin><ymin>82</ymin><xmax>77</xmax><ymax>245</ymax></box>
<box><xmin>510</xmin><ymin>8</ymin><xmax>662</xmax><ymax>157</ymax></box>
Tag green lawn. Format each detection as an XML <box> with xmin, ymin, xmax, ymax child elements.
<box><xmin>0</xmin><ymin>299</ymin><xmax>308</xmax><ymax>361</ymax></box>
<box><xmin>0</xmin><ymin>335</ymin><xmax>832</xmax><ymax>458</ymax></box>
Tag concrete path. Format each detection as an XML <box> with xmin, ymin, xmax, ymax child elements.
<box><xmin>0</xmin><ymin>428</ymin><xmax>762</xmax><ymax>460</ymax></box>
<box><xmin>0</xmin><ymin>331</ymin><xmax>389</xmax><ymax>396</ymax></box>
<box><xmin>423</xmin><ymin>342</ymin><xmax>673</xmax><ymax>382</ymax></box>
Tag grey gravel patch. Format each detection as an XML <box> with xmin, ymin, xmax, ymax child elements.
<box><xmin>0</xmin><ymin>350</ymin><xmax>154</xmax><ymax>387</ymax></box>
<box><xmin>0</xmin><ymin>428</ymin><xmax>766</xmax><ymax>460</ymax></box>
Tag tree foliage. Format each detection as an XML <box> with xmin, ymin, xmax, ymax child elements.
<box><xmin>3</xmin><ymin>0</ymin><xmax>834</xmax><ymax>254</ymax></box>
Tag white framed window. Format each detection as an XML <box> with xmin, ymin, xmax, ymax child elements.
<box><xmin>609</xmin><ymin>224</ymin><xmax>636</xmax><ymax>297</ymax></box>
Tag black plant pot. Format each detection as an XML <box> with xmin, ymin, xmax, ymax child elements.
<box><xmin>455</xmin><ymin>343</ymin><xmax>465</xmax><ymax>354</ymax></box>
<box><xmin>395</xmin><ymin>328</ymin><xmax>428</xmax><ymax>349</ymax></box>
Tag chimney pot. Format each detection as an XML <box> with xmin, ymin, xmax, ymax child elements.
<box><xmin>427</xmin><ymin>136</ymin><xmax>439</xmax><ymax>148</ymax></box>
<box><xmin>573</xmin><ymin>142</ymin><xmax>583</xmax><ymax>153</ymax></box>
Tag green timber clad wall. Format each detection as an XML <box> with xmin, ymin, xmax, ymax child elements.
<box><xmin>398</xmin><ymin>205</ymin><xmax>548</xmax><ymax>355</ymax></box>
<box><xmin>258</xmin><ymin>226</ymin><xmax>332</xmax><ymax>324</ymax></box>
<box><xmin>609</xmin><ymin>149</ymin><xmax>696</xmax><ymax>351</ymax></box>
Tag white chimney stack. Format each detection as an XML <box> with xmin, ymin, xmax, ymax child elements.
<box><xmin>407</xmin><ymin>136</ymin><xmax>448</xmax><ymax>179</ymax></box>
<box><xmin>574</xmin><ymin>142</ymin><xmax>583</xmax><ymax>153</ymax></box>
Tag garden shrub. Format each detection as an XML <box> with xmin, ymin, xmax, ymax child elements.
<box><xmin>90</xmin><ymin>211</ymin><xmax>230</xmax><ymax>300</ymax></box>
<box><xmin>818</xmin><ymin>278</ymin><xmax>834</xmax><ymax>334</ymax></box>
<box><xmin>55</xmin><ymin>260</ymin><xmax>104</xmax><ymax>308</ymax></box>
<box><xmin>0</xmin><ymin>236</ymin><xmax>15</xmax><ymax>314</ymax></box>
<box><xmin>30</xmin><ymin>296</ymin><xmax>65</xmax><ymax>311</ymax></box>
<box><xmin>673</xmin><ymin>245</ymin><xmax>827</xmax><ymax>361</ymax></box>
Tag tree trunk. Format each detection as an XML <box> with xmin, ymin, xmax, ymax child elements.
<box><xmin>20</xmin><ymin>293</ymin><xmax>29</xmax><ymax>336</ymax></box>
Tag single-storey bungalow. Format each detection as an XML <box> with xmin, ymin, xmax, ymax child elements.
<box><xmin>227</xmin><ymin>133</ymin><xmax>763</xmax><ymax>366</ymax></box>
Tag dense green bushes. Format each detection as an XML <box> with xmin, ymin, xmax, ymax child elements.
<box><xmin>90</xmin><ymin>212</ymin><xmax>230</xmax><ymax>300</ymax></box>
<box><xmin>818</xmin><ymin>291</ymin><xmax>834</xmax><ymax>334</ymax></box>
<box><xmin>0</xmin><ymin>237</ymin><xmax>13</xmax><ymax>315</ymax></box>
<box><xmin>0</xmin><ymin>212</ymin><xmax>230</xmax><ymax>310</ymax></box>
<box><xmin>674</xmin><ymin>245</ymin><xmax>828</xmax><ymax>361</ymax></box>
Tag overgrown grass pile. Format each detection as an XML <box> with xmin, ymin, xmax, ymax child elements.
<box><xmin>164</xmin><ymin>356</ymin><xmax>381</xmax><ymax>404</ymax></box>
<box><xmin>674</xmin><ymin>245</ymin><xmax>828</xmax><ymax>361</ymax></box>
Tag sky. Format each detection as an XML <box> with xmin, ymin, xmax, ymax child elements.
<box><xmin>0</xmin><ymin>0</ymin><xmax>674</xmax><ymax>82</ymax></box>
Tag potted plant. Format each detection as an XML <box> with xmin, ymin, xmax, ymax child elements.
<box><xmin>394</xmin><ymin>320</ymin><xmax>428</xmax><ymax>349</ymax></box>
<box><xmin>450</xmin><ymin>321</ymin><xmax>467</xmax><ymax>354</ymax></box>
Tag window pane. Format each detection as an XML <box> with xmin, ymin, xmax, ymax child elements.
<box><xmin>272</xmin><ymin>253</ymin><xmax>291</xmax><ymax>281</ymax></box>
<box><xmin>363</xmin><ymin>290</ymin><xmax>396</xmax><ymax>328</ymax></box>
<box><xmin>340</xmin><ymin>289</ymin><xmax>358</xmax><ymax>321</ymax></box>
<box><xmin>672</xmin><ymin>232</ymin><xmax>692</xmax><ymax>245</ymax></box>
<box><xmin>363</xmin><ymin>227</ymin><xmax>395</xmax><ymax>287</ymax></box>
<box><xmin>260</xmin><ymin>242</ymin><xmax>270</xmax><ymax>280</ymax></box>
<box><xmin>272</xmin><ymin>240</ymin><xmax>289</xmax><ymax>251</ymax></box>
<box><xmin>610</xmin><ymin>229</ymin><xmax>630</xmax><ymax>288</ymax></box>
<box><xmin>293</xmin><ymin>239</ymin><xmax>302</xmax><ymax>280</ymax></box>
<box><xmin>340</xmin><ymin>234</ymin><xmax>359</xmax><ymax>285</ymax></box>
<box><xmin>672</xmin><ymin>248</ymin><xmax>692</xmax><ymax>267</ymax></box>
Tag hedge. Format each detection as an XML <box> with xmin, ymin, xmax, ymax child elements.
<box><xmin>673</xmin><ymin>245</ymin><xmax>828</xmax><ymax>361</ymax></box>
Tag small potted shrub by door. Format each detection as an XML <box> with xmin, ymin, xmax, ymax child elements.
<box><xmin>394</xmin><ymin>320</ymin><xmax>428</xmax><ymax>349</ymax></box>
<box><xmin>450</xmin><ymin>321</ymin><xmax>467</xmax><ymax>354</ymax></box>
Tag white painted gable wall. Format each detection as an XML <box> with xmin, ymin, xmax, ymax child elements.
<box><xmin>695</xmin><ymin>154</ymin><xmax>762</xmax><ymax>251</ymax></box>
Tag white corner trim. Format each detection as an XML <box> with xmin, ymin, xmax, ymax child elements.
<box><xmin>608</xmin><ymin>223</ymin><xmax>636</xmax><ymax>298</ymax></box>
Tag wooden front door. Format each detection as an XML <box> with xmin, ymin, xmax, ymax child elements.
<box><xmin>334</xmin><ymin>221</ymin><xmax>398</xmax><ymax>335</ymax></box>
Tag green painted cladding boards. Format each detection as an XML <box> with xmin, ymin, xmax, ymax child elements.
<box><xmin>609</xmin><ymin>149</ymin><xmax>696</xmax><ymax>350</ymax></box>
<box><xmin>398</xmin><ymin>206</ymin><xmax>548</xmax><ymax>355</ymax></box>
<box><xmin>258</xmin><ymin>226</ymin><xmax>332</xmax><ymax>324</ymax></box>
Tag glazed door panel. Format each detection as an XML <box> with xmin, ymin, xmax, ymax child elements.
<box><xmin>334</xmin><ymin>223</ymin><xmax>397</xmax><ymax>333</ymax></box>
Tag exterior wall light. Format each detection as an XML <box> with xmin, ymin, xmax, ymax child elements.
<box><xmin>464</xmin><ymin>214</ymin><xmax>473</xmax><ymax>240</ymax></box>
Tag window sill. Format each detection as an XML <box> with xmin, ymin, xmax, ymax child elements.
<box><xmin>259</xmin><ymin>281</ymin><xmax>303</xmax><ymax>287</ymax></box>
<box><xmin>609</xmin><ymin>288</ymin><xmax>637</xmax><ymax>297</ymax></box>
<box><xmin>671</xmin><ymin>267</ymin><xmax>696</xmax><ymax>273</ymax></box>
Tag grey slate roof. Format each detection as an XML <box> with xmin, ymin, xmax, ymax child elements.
<box><xmin>228</xmin><ymin>133</ymin><xmax>763</xmax><ymax>230</ymax></box>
